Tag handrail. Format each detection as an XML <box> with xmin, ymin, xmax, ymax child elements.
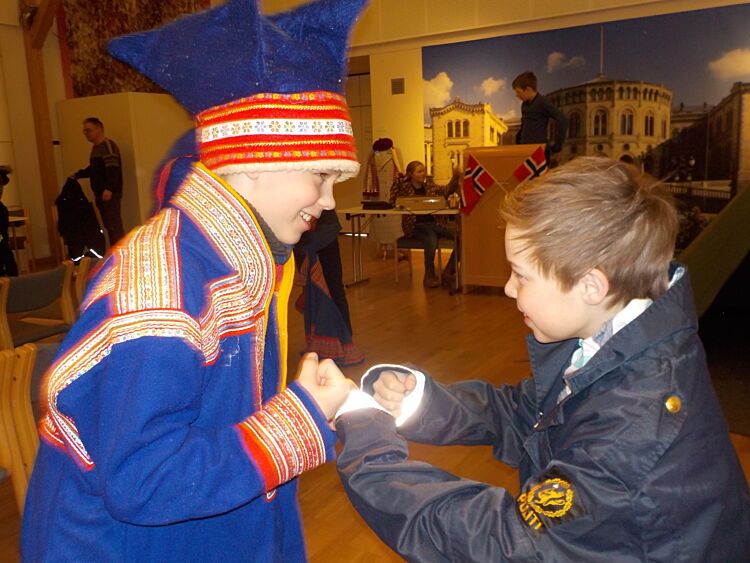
<box><xmin>679</xmin><ymin>187</ymin><xmax>750</xmax><ymax>317</ymax></box>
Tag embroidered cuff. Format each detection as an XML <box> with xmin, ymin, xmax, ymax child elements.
<box><xmin>235</xmin><ymin>383</ymin><xmax>334</xmax><ymax>491</ymax></box>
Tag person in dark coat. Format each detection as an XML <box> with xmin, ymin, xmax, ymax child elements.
<box><xmin>71</xmin><ymin>117</ymin><xmax>125</xmax><ymax>247</ymax></box>
<box><xmin>0</xmin><ymin>165</ymin><xmax>18</xmax><ymax>276</ymax></box>
<box><xmin>294</xmin><ymin>209</ymin><xmax>363</xmax><ymax>367</ymax></box>
<box><xmin>55</xmin><ymin>177</ymin><xmax>105</xmax><ymax>260</ymax></box>
<box><xmin>335</xmin><ymin>157</ymin><xmax>750</xmax><ymax>561</ymax></box>
<box><xmin>513</xmin><ymin>71</ymin><xmax>568</xmax><ymax>165</ymax></box>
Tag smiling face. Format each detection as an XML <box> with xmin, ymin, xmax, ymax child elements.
<box><xmin>503</xmin><ymin>226</ymin><xmax>596</xmax><ymax>343</ymax></box>
<box><xmin>409</xmin><ymin>163</ymin><xmax>427</xmax><ymax>185</ymax></box>
<box><xmin>230</xmin><ymin>169</ymin><xmax>338</xmax><ymax>245</ymax></box>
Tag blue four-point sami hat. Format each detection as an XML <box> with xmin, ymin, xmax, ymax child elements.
<box><xmin>108</xmin><ymin>0</ymin><xmax>368</xmax><ymax>179</ymax></box>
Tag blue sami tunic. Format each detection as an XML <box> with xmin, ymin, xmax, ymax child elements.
<box><xmin>22</xmin><ymin>163</ymin><xmax>336</xmax><ymax>562</ymax></box>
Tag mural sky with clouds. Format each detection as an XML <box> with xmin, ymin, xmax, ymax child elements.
<box><xmin>422</xmin><ymin>3</ymin><xmax>750</xmax><ymax>123</ymax></box>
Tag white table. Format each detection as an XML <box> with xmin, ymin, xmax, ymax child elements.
<box><xmin>338</xmin><ymin>205</ymin><xmax>461</xmax><ymax>291</ymax></box>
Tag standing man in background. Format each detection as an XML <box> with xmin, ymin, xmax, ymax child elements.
<box><xmin>73</xmin><ymin>117</ymin><xmax>125</xmax><ymax>247</ymax></box>
<box><xmin>513</xmin><ymin>71</ymin><xmax>568</xmax><ymax>165</ymax></box>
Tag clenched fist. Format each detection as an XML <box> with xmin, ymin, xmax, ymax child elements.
<box><xmin>296</xmin><ymin>353</ymin><xmax>355</xmax><ymax>421</ymax></box>
<box><xmin>372</xmin><ymin>370</ymin><xmax>416</xmax><ymax>418</ymax></box>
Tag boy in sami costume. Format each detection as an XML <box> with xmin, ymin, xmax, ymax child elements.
<box><xmin>22</xmin><ymin>0</ymin><xmax>367</xmax><ymax>560</ymax></box>
<box><xmin>335</xmin><ymin>157</ymin><xmax>750</xmax><ymax>561</ymax></box>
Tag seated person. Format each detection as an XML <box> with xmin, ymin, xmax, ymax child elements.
<box><xmin>389</xmin><ymin>161</ymin><xmax>458</xmax><ymax>288</ymax></box>
<box><xmin>335</xmin><ymin>156</ymin><xmax>750</xmax><ymax>561</ymax></box>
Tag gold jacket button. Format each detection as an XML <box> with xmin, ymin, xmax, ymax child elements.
<box><xmin>665</xmin><ymin>395</ymin><xmax>682</xmax><ymax>413</ymax></box>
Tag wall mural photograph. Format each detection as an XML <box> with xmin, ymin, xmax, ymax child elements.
<box><xmin>422</xmin><ymin>2</ymin><xmax>750</xmax><ymax>250</ymax></box>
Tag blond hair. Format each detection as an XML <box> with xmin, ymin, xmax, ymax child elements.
<box><xmin>500</xmin><ymin>156</ymin><xmax>678</xmax><ymax>306</ymax></box>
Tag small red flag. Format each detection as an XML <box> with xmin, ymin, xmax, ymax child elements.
<box><xmin>461</xmin><ymin>155</ymin><xmax>497</xmax><ymax>215</ymax></box>
<box><xmin>513</xmin><ymin>146</ymin><xmax>547</xmax><ymax>183</ymax></box>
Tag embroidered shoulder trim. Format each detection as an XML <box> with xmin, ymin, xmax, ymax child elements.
<box><xmin>41</xmin><ymin>167</ymin><xmax>279</xmax><ymax>470</ymax></box>
<box><xmin>83</xmin><ymin>208</ymin><xmax>182</xmax><ymax>312</ymax></box>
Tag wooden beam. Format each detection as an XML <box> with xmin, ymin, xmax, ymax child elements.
<box><xmin>30</xmin><ymin>0</ymin><xmax>61</xmax><ymax>49</ymax></box>
<box><xmin>20</xmin><ymin>0</ymin><xmax>63</xmax><ymax>264</ymax></box>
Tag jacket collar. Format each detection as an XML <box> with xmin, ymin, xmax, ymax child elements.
<box><xmin>170</xmin><ymin>163</ymin><xmax>280</xmax><ymax>277</ymax></box>
<box><xmin>527</xmin><ymin>263</ymin><xmax>697</xmax><ymax>400</ymax></box>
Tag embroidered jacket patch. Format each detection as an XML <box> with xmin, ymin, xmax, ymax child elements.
<box><xmin>516</xmin><ymin>470</ymin><xmax>586</xmax><ymax>533</ymax></box>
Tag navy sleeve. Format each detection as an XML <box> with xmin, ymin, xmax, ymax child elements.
<box><xmin>397</xmin><ymin>373</ymin><xmax>538</xmax><ymax>467</ymax></box>
<box><xmin>337</xmin><ymin>407</ymin><xmax>642</xmax><ymax>562</ymax></box>
<box><xmin>336</xmin><ymin>410</ymin><xmax>537</xmax><ymax>562</ymax></box>
<box><xmin>75</xmin><ymin>166</ymin><xmax>91</xmax><ymax>179</ymax></box>
<box><xmin>541</xmin><ymin>97</ymin><xmax>568</xmax><ymax>153</ymax></box>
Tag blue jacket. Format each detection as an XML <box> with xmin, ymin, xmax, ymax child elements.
<box><xmin>337</xmin><ymin>266</ymin><xmax>750</xmax><ymax>561</ymax></box>
<box><xmin>23</xmin><ymin>164</ymin><xmax>336</xmax><ymax>562</ymax></box>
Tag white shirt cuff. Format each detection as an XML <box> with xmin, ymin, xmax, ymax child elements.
<box><xmin>335</xmin><ymin>390</ymin><xmax>389</xmax><ymax>419</ymax></box>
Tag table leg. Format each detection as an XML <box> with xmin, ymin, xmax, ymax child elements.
<box><xmin>345</xmin><ymin>214</ymin><xmax>369</xmax><ymax>287</ymax></box>
<box><xmin>449</xmin><ymin>215</ymin><xmax>462</xmax><ymax>295</ymax></box>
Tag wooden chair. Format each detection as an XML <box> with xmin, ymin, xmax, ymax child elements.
<box><xmin>7</xmin><ymin>207</ymin><xmax>35</xmax><ymax>273</ymax></box>
<box><xmin>11</xmin><ymin>344</ymin><xmax>39</xmax><ymax>483</ymax></box>
<box><xmin>74</xmin><ymin>256</ymin><xmax>99</xmax><ymax>310</ymax></box>
<box><xmin>0</xmin><ymin>261</ymin><xmax>75</xmax><ymax>350</ymax></box>
<box><xmin>0</xmin><ymin>344</ymin><xmax>38</xmax><ymax>515</ymax></box>
<box><xmin>396</xmin><ymin>236</ymin><xmax>453</xmax><ymax>282</ymax></box>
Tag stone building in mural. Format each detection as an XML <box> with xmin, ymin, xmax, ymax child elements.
<box><xmin>706</xmin><ymin>82</ymin><xmax>750</xmax><ymax>194</ymax></box>
<box><xmin>428</xmin><ymin>98</ymin><xmax>507</xmax><ymax>183</ymax></box>
<box><xmin>424</xmin><ymin>79</ymin><xmax>749</xmax><ymax>195</ymax></box>
<box><xmin>641</xmin><ymin>81</ymin><xmax>748</xmax><ymax>194</ymax></box>
<box><xmin>546</xmin><ymin>75</ymin><xmax>672</xmax><ymax>172</ymax></box>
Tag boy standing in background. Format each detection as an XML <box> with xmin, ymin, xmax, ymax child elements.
<box><xmin>513</xmin><ymin>70</ymin><xmax>568</xmax><ymax>164</ymax></box>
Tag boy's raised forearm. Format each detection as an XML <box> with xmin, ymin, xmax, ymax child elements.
<box><xmin>336</xmin><ymin>409</ymin><xmax>534</xmax><ymax>562</ymax></box>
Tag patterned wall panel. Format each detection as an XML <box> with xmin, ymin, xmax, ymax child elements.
<box><xmin>60</xmin><ymin>0</ymin><xmax>210</xmax><ymax>98</ymax></box>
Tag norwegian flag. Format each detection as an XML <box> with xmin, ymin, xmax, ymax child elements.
<box><xmin>461</xmin><ymin>155</ymin><xmax>497</xmax><ymax>214</ymax></box>
<box><xmin>513</xmin><ymin>146</ymin><xmax>547</xmax><ymax>183</ymax></box>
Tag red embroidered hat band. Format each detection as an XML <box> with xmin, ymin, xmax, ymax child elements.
<box><xmin>196</xmin><ymin>91</ymin><xmax>359</xmax><ymax>181</ymax></box>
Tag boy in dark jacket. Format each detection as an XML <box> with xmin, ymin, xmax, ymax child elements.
<box><xmin>335</xmin><ymin>157</ymin><xmax>750</xmax><ymax>561</ymax></box>
<box><xmin>513</xmin><ymin>71</ymin><xmax>568</xmax><ymax>163</ymax></box>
